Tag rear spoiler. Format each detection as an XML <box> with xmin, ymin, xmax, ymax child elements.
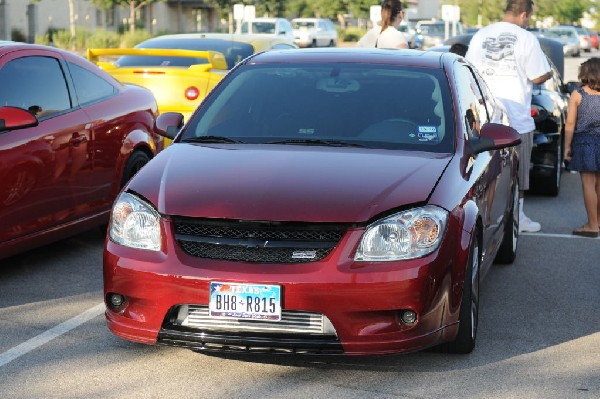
<box><xmin>86</xmin><ymin>48</ymin><xmax>229</xmax><ymax>71</ymax></box>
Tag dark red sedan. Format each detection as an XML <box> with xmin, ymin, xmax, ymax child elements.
<box><xmin>104</xmin><ymin>48</ymin><xmax>521</xmax><ymax>355</ymax></box>
<box><xmin>0</xmin><ymin>42</ymin><xmax>163</xmax><ymax>260</ymax></box>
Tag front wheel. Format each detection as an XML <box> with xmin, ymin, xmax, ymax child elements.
<box><xmin>440</xmin><ymin>233</ymin><xmax>480</xmax><ymax>354</ymax></box>
<box><xmin>120</xmin><ymin>150</ymin><xmax>150</xmax><ymax>188</ymax></box>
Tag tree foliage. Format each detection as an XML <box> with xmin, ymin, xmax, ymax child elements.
<box><xmin>91</xmin><ymin>0</ymin><xmax>165</xmax><ymax>33</ymax></box>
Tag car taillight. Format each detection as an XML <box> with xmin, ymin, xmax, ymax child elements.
<box><xmin>185</xmin><ymin>86</ymin><xmax>200</xmax><ymax>100</ymax></box>
<box><xmin>531</xmin><ymin>104</ymin><xmax>547</xmax><ymax>121</ymax></box>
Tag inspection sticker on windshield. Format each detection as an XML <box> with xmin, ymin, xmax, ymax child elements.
<box><xmin>209</xmin><ymin>282</ymin><xmax>281</xmax><ymax>321</ymax></box>
<box><xmin>417</xmin><ymin>126</ymin><xmax>439</xmax><ymax>142</ymax></box>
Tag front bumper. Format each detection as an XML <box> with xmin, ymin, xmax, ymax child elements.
<box><xmin>104</xmin><ymin>217</ymin><xmax>469</xmax><ymax>355</ymax></box>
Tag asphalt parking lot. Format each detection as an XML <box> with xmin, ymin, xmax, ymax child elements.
<box><xmin>0</xmin><ymin>49</ymin><xmax>599</xmax><ymax>399</ymax></box>
<box><xmin>0</xmin><ymin>169</ymin><xmax>598</xmax><ymax>399</ymax></box>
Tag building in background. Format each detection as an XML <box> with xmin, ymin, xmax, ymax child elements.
<box><xmin>0</xmin><ymin>0</ymin><xmax>220</xmax><ymax>42</ymax></box>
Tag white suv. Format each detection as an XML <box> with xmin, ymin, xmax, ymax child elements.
<box><xmin>240</xmin><ymin>18</ymin><xmax>295</xmax><ymax>43</ymax></box>
<box><xmin>292</xmin><ymin>18</ymin><xmax>338</xmax><ymax>47</ymax></box>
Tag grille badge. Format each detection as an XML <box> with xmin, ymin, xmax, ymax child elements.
<box><xmin>291</xmin><ymin>250</ymin><xmax>317</xmax><ymax>259</ymax></box>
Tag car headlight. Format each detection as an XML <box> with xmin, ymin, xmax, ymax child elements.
<box><xmin>109</xmin><ymin>192</ymin><xmax>162</xmax><ymax>251</ymax></box>
<box><xmin>355</xmin><ymin>205</ymin><xmax>448</xmax><ymax>261</ymax></box>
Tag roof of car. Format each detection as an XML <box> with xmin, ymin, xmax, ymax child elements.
<box><xmin>0</xmin><ymin>41</ymin><xmax>68</xmax><ymax>54</ymax></box>
<box><xmin>247</xmin><ymin>48</ymin><xmax>445</xmax><ymax>68</ymax></box>
<box><xmin>141</xmin><ymin>33</ymin><xmax>295</xmax><ymax>50</ymax></box>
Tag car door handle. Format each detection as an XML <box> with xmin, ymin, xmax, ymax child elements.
<box><xmin>69</xmin><ymin>134</ymin><xmax>88</xmax><ymax>146</ymax></box>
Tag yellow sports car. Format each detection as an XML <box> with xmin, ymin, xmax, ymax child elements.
<box><xmin>87</xmin><ymin>33</ymin><xmax>297</xmax><ymax>126</ymax></box>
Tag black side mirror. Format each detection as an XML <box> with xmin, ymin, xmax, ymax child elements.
<box><xmin>153</xmin><ymin>112</ymin><xmax>184</xmax><ymax>140</ymax></box>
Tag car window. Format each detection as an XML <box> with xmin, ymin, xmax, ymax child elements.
<box><xmin>280</xmin><ymin>20</ymin><xmax>293</xmax><ymax>34</ymax></box>
<box><xmin>185</xmin><ymin>63</ymin><xmax>454</xmax><ymax>153</ymax></box>
<box><xmin>293</xmin><ymin>21</ymin><xmax>315</xmax><ymax>29</ymax></box>
<box><xmin>419</xmin><ymin>24</ymin><xmax>445</xmax><ymax>35</ymax></box>
<box><xmin>0</xmin><ymin>56</ymin><xmax>71</xmax><ymax>119</ymax></box>
<box><xmin>116</xmin><ymin>39</ymin><xmax>255</xmax><ymax>69</ymax></box>
<box><xmin>242</xmin><ymin>21</ymin><xmax>276</xmax><ymax>34</ymax></box>
<box><xmin>68</xmin><ymin>62</ymin><xmax>117</xmax><ymax>105</ymax></box>
<box><xmin>455</xmin><ymin>64</ymin><xmax>489</xmax><ymax>139</ymax></box>
<box><xmin>546</xmin><ymin>29</ymin><xmax>576</xmax><ymax>38</ymax></box>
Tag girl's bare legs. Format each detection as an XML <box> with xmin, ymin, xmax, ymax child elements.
<box><xmin>580</xmin><ymin>172</ymin><xmax>599</xmax><ymax>231</ymax></box>
<box><xmin>596</xmin><ymin>172</ymin><xmax>600</xmax><ymax>227</ymax></box>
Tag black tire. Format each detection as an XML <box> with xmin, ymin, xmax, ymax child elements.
<box><xmin>535</xmin><ymin>139</ymin><xmax>562</xmax><ymax>196</ymax></box>
<box><xmin>441</xmin><ymin>233</ymin><xmax>480</xmax><ymax>354</ymax></box>
<box><xmin>495</xmin><ymin>183</ymin><xmax>519</xmax><ymax>264</ymax></box>
<box><xmin>120</xmin><ymin>150</ymin><xmax>150</xmax><ymax>188</ymax></box>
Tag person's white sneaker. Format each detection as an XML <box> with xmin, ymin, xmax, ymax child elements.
<box><xmin>519</xmin><ymin>214</ymin><xmax>541</xmax><ymax>233</ymax></box>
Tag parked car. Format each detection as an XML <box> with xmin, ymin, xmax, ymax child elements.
<box><xmin>444</xmin><ymin>34</ymin><xmax>570</xmax><ymax>196</ymax></box>
<box><xmin>588</xmin><ymin>29</ymin><xmax>599</xmax><ymax>50</ymax></box>
<box><xmin>239</xmin><ymin>17</ymin><xmax>295</xmax><ymax>43</ymax></box>
<box><xmin>87</xmin><ymin>33</ymin><xmax>297</xmax><ymax>126</ymax></box>
<box><xmin>398</xmin><ymin>21</ymin><xmax>420</xmax><ymax>49</ymax></box>
<box><xmin>543</xmin><ymin>26</ymin><xmax>581</xmax><ymax>57</ymax></box>
<box><xmin>573</xmin><ymin>25</ymin><xmax>592</xmax><ymax>52</ymax></box>
<box><xmin>292</xmin><ymin>18</ymin><xmax>338</xmax><ymax>47</ymax></box>
<box><xmin>104</xmin><ymin>48</ymin><xmax>522</xmax><ymax>356</ymax></box>
<box><xmin>416</xmin><ymin>20</ymin><xmax>463</xmax><ymax>49</ymax></box>
<box><xmin>0</xmin><ymin>42</ymin><xmax>162</xmax><ymax>260</ymax></box>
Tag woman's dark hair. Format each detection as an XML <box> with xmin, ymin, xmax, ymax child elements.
<box><xmin>380</xmin><ymin>0</ymin><xmax>403</xmax><ymax>33</ymax></box>
<box><xmin>579</xmin><ymin>57</ymin><xmax>600</xmax><ymax>91</ymax></box>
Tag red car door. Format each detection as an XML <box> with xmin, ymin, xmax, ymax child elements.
<box><xmin>0</xmin><ymin>50</ymin><xmax>93</xmax><ymax>244</ymax></box>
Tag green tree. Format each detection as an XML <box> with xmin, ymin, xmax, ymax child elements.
<box><xmin>457</xmin><ymin>0</ymin><xmax>506</xmax><ymax>27</ymax></box>
<box><xmin>554</xmin><ymin>0</ymin><xmax>591</xmax><ymax>25</ymax></box>
<box><xmin>91</xmin><ymin>0</ymin><xmax>165</xmax><ymax>33</ymax></box>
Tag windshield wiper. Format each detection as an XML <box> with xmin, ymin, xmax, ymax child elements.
<box><xmin>181</xmin><ymin>136</ymin><xmax>245</xmax><ymax>144</ymax></box>
<box><xmin>266</xmin><ymin>139</ymin><xmax>365</xmax><ymax>147</ymax></box>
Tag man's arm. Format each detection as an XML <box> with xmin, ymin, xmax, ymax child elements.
<box><xmin>531</xmin><ymin>71</ymin><xmax>552</xmax><ymax>84</ymax></box>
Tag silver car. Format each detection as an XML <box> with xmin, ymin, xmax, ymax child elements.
<box><xmin>292</xmin><ymin>18</ymin><xmax>338</xmax><ymax>48</ymax></box>
<box><xmin>573</xmin><ymin>26</ymin><xmax>592</xmax><ymax>52</ymax></box>
<box><xmin>543</xmin><ymin>27</ymin><xmax>581</xmax><ymax>57</ymax></box>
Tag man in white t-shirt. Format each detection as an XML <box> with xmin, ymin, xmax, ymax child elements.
<box><xmin>466</xmin><ymin>0</ymin><xmax>551</xmax><ymax>233</ymax></box>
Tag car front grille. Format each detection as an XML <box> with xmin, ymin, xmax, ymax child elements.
<box><xmin>158</xmin><ymin>305</ymin><xmax>343</xmax><ymax>355</ymax></box>
<box><xmin>172</xmin><ymin>217</ymin><xmax>349</xmax><ymax>263</ymax></box>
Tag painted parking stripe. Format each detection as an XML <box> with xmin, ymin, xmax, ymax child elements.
<box><xmin>0</xmin><ymin>231</ymin><xmax>595</xmax><ymax>368</ymax></box>
<box><xmin>0</xmin><ymin>303</ymin><xmax>105</xmax><ymax>368</ymax></box>
<box><xmin>521</xmin><ymin>232</ymin><xmax>599</xmax><ymax>239</ymax></box>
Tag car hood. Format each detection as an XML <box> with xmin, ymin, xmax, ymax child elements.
<box><xmin>128</xmin><ymin>144</ymin><xmax>452</xmax><ymax>223</ymax></box>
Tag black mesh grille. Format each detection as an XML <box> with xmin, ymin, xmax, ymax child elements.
<box><xmin>172</xmin><ymin>218</ymin><xmax>348</xmax><ymax>264</ymax></box>
<box><xmin>175</xmin><ymin>224</ymin><xmax>343</xmax><ymax>241</ymax></box>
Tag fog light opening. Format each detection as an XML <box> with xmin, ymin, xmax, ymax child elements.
<box><xmin>107</xmin><ymin>293</ymin><xmax>126</xmax><ymax>310</ymax></box>
<box><xmin>400</xmin><ymin>310</ymin><xmax>417</xmax><ymax>325</ymax></box>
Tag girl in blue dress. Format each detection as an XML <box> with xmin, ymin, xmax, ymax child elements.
<box><xmin>564</xmin><ymin>57</ymin><xmax>600</xmax><ymax>238</ymax></box>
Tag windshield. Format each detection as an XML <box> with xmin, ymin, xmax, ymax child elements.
<box><xmin>182</xmin><ymin>63</ymin><xmax>454</xmax><ymax>153</ymax></box>
<box><xmin>241</xmin><ymin>22</ymin><xmax>276</xmax><ymax>34</ymax></box>
<box><xmin>115</xmin><ymin>38</ymin><xmax>254</xmax><ymax>69</ymax></box>
<box><xmin>419</xmin><ymin>24</ymin><xmax>445</xmax><ymax>35</ymax></box>
<box><xmin>293</xmin><ymin>21</ymin><xmax>316</xmax><ymax>29</ymax></box>
<box><xmin>545</xmin><ymin>29</ymin><xmax>576</xmax><ymax>39</ymax></box>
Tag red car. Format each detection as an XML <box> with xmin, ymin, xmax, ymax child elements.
<box><xmin>0</xmin><ymin>42</ymin><xmax>163</xmax><ymax>260</ymax></box>
<box><xmin>104</xmin><ymin>49</ymin><xmax>521</xmax><ymax>355</ymax></box>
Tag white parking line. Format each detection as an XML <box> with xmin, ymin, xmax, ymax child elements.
<box><xmin>0</xmin><ymin>303</ymin><xmax>105</xmax><ymax>368</ymax></box>
<box><xmin>0</xmin><ymin>230</ymin><xmax>594</xmax><ymax>369</ymax></box>
<box><xmin>521</xmin><ymin>232</ymin><xmax>599</xmax><ymax>239</ymax></box>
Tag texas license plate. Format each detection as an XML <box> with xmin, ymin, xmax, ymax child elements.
<box><xmin>209</xmin><ymin>282</ymin><xmax>281</xmax><ymax>321</ymax></box>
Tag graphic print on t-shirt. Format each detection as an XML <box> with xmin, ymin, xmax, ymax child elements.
<box><xmin>481</xmin><ymin>32</ymin><xmax>517</xmax><ymax>78</ymax></box>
